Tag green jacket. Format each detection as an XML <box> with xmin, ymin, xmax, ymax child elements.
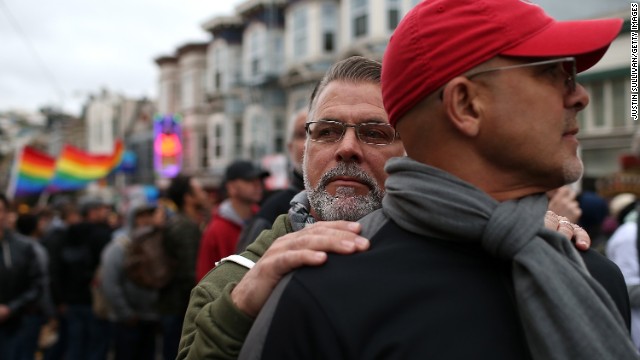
<box><xmin>177</xmin><ymin>214</ymin><xmax>293</xmax><ymax>360</ymax></box>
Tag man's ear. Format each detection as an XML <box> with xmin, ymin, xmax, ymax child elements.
<box><xmin>441</xmin><ymin>77</ymin><xmax>482</xmax><ymax>137</ymax></box>
<box><xmin>286</xmin><ymin>141</ymin><xmax>293</xmax><ymax>156</ymax></box>
<box><xmin>225</xmin><ymin>180</ymin><xmax>236</xmax><ymax>198</ymax></box>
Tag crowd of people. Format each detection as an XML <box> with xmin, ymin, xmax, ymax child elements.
<box><xmin>0</xmin><ymin>159</ymin><xmax>271</xmax><ymax>360</ymax></box>
<box><xmin>1</xmin><ymin>0</ymin><xmax>639</xmax><ymax>359</ymax></box>
<box><xmin>0</xmin><ymin>95</ymin><xmax>310</xmax><ymax>360</ymax></box>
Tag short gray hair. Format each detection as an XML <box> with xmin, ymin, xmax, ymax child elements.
<box><xmin>286</xmin><ymin>108</ymin><xmax>308</xmax><ymax>144</ymax></box>
<box><xmin>308</xmin><ymin>56</ymin><xmax>381</xmax><ymax>117</ymax></box>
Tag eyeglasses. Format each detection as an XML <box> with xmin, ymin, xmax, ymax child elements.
<box><xmin>465</xmin><ymin>57</ymin><xmax>577</xmax><ymax>94</ymax></box>
<box><xmin>305</xmin><ymin>120</ymin><xmax>399</xmax><ymax>146</ymax></box>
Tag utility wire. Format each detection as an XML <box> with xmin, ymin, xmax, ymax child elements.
<box><xmin>0</xmin><ymin>0</ymin><xmax>66</xmax><ymax>108</ymax></box>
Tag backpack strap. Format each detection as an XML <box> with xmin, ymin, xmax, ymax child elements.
<box><xmin>216</xmin><ymin>254</ymin><xmax>255</xmax><ymax>269</ymax></box>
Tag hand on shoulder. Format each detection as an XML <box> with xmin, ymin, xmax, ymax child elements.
<box><xmin>544</xmin><ymin>210</ymin><xmax>590</xmax><ymax>251</ymax></box>
<box><xmin>231</xmin><ymin>220</ymin><xmax>369</xmax><ymax>317</ymax></box>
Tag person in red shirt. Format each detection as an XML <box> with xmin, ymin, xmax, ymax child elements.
<box><xmin>196</xmin><ymin>161</ymin><xmax>268</xmax><ymax>281</ymax></box>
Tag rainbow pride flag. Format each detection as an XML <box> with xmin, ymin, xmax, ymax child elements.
<box><xmin>14</xmin><ymin>147</ymin><xmax>56</xmax><ymax>196</ymax></box>
<box><xmin>48</xmin><ymin>140</ymin><xmax>124</xmax><ymax>192</ymax></box>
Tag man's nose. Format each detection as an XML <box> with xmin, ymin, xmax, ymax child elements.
<box><xmin>567</xmin><ymin>82</ymin><xmax>589</xmax><ymax>111</ymax></box>
<box><xmin>335</xmin><ymin>127</ymin><xmax>363</xmax><ymax>162</ymax></box>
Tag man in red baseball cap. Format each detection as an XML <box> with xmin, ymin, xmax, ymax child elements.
<box><xmin>382</xmin><ymin>0</ymin><xmax>622</xmax><ymax>128</ymax></box>
<box><xmin>239</xmin><ymin>1</ymin><xmax>637</xmax><ymax>359</ymax></box>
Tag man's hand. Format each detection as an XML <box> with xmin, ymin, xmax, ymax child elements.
<box><xmin>544</xmin><ymin>210</ymin><xmax>590</xmax><ymax>251</ymax></box>
<box><xmin>231</xmin><ymin>221</ymin><xmax>369</xmax><ymax>317</ymax></box>
<box><xmin>0</xmin><ymin>304</ymin><xmax>11</xmax><ymax>323</ymax></box>
<box><xmin>547</xmin><ymin>185</ymin><xmax>582</xmax><ymax>223</ymax></box>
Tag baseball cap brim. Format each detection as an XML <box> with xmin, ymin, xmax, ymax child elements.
<box><xmin>502</xmin><ymin>18</ymin><xmax>623</xmax><ymax>72</ymax></box>
<box><xmin>231</xmin><ymin>170</ymin><xmax>270</xmax><ymax>181</ymax></box>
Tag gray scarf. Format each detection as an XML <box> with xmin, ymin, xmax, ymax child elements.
<box><xmin>288</xmin><ymin>191</ymin><xmax>316</xmax><ymax>232</ymax></box>
<box><xmin>383</xmin><ymin>157</ymin><xmax>638</xmax><ymax>359</ymax></box>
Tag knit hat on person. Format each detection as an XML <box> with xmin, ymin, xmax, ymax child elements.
<box><xmin>382</xmin><ymin>0</ymin><xmax>623</xmax><ymax>128</ymax></box>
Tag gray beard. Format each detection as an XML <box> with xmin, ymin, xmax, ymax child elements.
<box><xmin>304</xmin><ymin>162</ymin><xmax>384</xmax><ymax>222</ymax></box>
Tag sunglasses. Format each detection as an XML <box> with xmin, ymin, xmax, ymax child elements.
<box><xmin>465</xmin><ymin>57</ymin><xmax>577</xmax><ymax>94</ymax></box>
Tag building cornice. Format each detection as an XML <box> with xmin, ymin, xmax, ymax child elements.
<box><xmin>237</xmin><ymin>0</ymin><xmax>286</xmax><ymax>16</ymax></box>
<box><xmin>201</xmin><ymin>15</ymin><xmax>244</xmax><ymax>34</ymax></box>
<box><xmin>154</xmin><ymin>55</ymin><xmax>178</xmax><ymax>66</ymax></box>
<box><xmin>176</xmin><ymin>42</ymin><xmax>209</xmax><ymax>57</ymax></box>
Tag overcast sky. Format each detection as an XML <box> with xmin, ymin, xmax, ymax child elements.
<box><xmin>0</xmin><ymin>0</ymin><xmax>629</xmax><ymax>117</ymax></box>
<box><xmin>0</xmin><ymin>0</ymin><xmax>243</xmax><ymax>115</ymax></box>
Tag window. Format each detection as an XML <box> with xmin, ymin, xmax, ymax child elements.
<box><xmin>214</xmin><ymin>124</ymin><xmax>223</xmax><ymax>157</ymax></box>
<box><xmin>231</xmin><ymin>47</ymin><xmax>242</xmax><ymax>85</ymax></box>
<box><xmin>293</xmin><ymin>7</ymin><xmax>308</xmax><ymax>59</ymax></box>
<box><xmin>200</xmin><ymin>134</ymin><xmax>208</xmax><ymax>168</ymax></box>
<box><xmin>387</xmin><ymin>0</ymin><xmax>400</xmax><ymax>31</ymax></box>
<box><xmin>590</xmin><ymin>82</ymin><xmax>605</xmax><ymax>127</ymax></box>
<box><xmin>214</xmin><ymin>72</ymin><xmax>221</xmax><ymax>90</ymax></box>
<box><xmin>388</xmin><ymin>9</ymin><xmax>399</xmax><ymax>30</ymax></box>
<box><xmin>612</xmin><ymin>78</ymin><xmax>627</xmax><ymax>128</ymax></box>
<box><xmin>250</xmin><ymin>114</ymin><xmax>268</xmax><ymax>159</ymax></box>
<box><xmin>323</xmin><ymin>32</ymin><xmax>335</xmax><ymax>52</ymax></box>
<box><xmin>352</xmin><ymin>0</ymin><xmax>366</xmax><ymax>8</ymax></box>
<box><xmin>274</xmin><ymin>115</ymin><xmax>285</xmax><ymax>153</ymax></box>
<box><xmin>351</xmin><ymin>0</ymin><xmax>368</xmax><ymax>38</ymax></box>
<box><xmin>212</xmin><ymin>47</ymin><xmax>224</xmax><ymax>91</ymax></box>
<box><xmin>199</xmin><ymin>72</ymin><xmax>206</xmax><ymax>105</ymax></box>
<box><xmin>354</xmin><ymin>15</ymin><xmax>367</xmax><ymax>37</ymax></box>
<box><xmin>581</xmin><ymin>148</ymin><xmax>627</xmax><ymax>177</ymax></box>
<box><xmin>234</xmin><ymin>120</ymin><xmax>243</xmax><ymax>157</ymax></box>
<box><xmin>252</xmin><ymin>59</ymin><xmax>260</xmax><ymax>77</ymax></box>
<box><xmin>579</xmin><ymin>74</ymin><xmax>632</xmax><ymax>132</ymax></box>
<box><xmin>273</xmin><ymin>35</ymin><xmax>284</xmax><ymax>73</ymax></box>
<box><xmin>322</xmin><ymin>3</ymin><xmax>337</xmax><ymax>53</ymax></box>
<box><xmin>249</xmin><ymin>31</ymin><xmax>263</xmax><ymax>78</ymax></box>
<box><xmin>234</xmin><ymin>67</ymin><xmax>242</xmax><ymax>85</ymax></box>
<box><xmin>578</xmin><ymin>108</ymin><xmax>586</xmax><ymax>130</ymax></box>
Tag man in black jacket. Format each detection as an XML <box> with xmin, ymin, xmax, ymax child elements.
<box><xmin>239</xmin><ymin>1</ymin><xmax>637</xmax><ymax>359</ymax></box>
<box><xmin>51</xmin><ymin>197</ymin><xmax>113</xmax><ymax>360</ymax></box>
<box><xmin>0</xmin><ymin>193</ymin><xmax>41</xmax><ymax>359</ymax></box>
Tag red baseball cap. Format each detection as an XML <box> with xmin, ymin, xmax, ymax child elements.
<box><xmin>382</xmin><ymin>0</ymin><xmax>623</xmax><ymax>128</ymax></box>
